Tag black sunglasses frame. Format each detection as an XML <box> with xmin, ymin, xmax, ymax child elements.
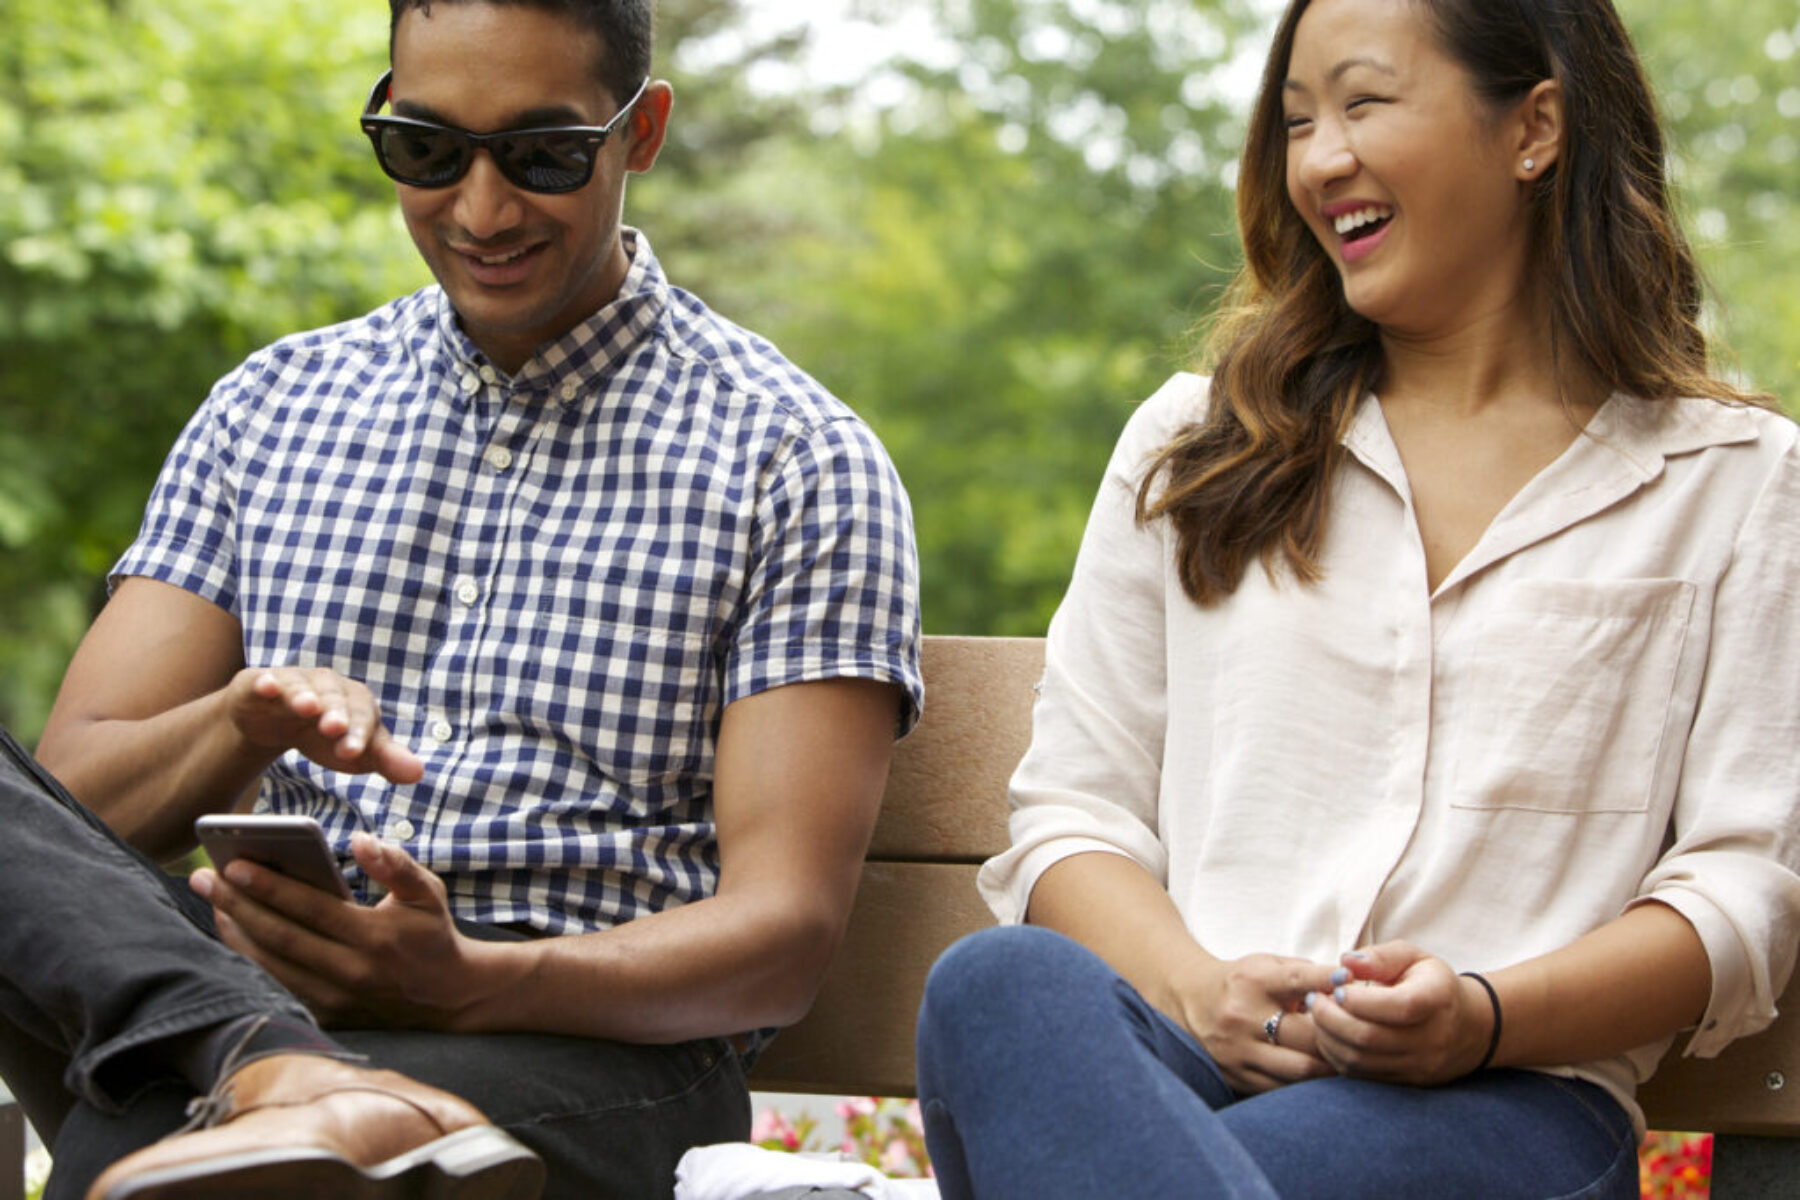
<box><xmin>360</xmin><ymin>69</ymin><xmax>650</xmax><ymax>194</ymax></box>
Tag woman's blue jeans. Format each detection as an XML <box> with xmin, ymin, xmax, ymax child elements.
<box><xmin>916</xmin><ymin>925</ymin><xmax>1640</xmax><ymax>1199</ymax></box>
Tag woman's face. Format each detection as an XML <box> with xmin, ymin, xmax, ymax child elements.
<box><xmin>1281</xmin><ymin>0</ymin><xmax>1535</xmax><ymax>337</ymax></box>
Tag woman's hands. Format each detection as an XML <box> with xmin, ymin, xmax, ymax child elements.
<box><xmin>1169</xmin><ymin>952</ymin><xmax>1338</xmax><ymax>1095</ymax></box>
<box><xmin>1303</xmin><ymin>941</ymin><xmax>1496</xmax><ymax>1085</ymax></box>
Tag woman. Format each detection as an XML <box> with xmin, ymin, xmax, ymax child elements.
<box><xmin>914</xmin><ymin>0</ymin><xmax>1800</xmax><ymax>1196</ymax></box>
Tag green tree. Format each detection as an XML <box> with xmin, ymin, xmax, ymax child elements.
<box><xmin>1</xmin><ymin>0</ymin><xmax>422</xmax><ymax>737</ymax></box>
<box><xmin>0</xmin><ymin>0</ymin><xmax>783</xmax><ymax>738</ymax></box>
<box><xmin>650</xmin><ymin>0</ymin><xmax>1268</xmax><ymax>636</ymax></box>
<box><xmin>1625</xmin><ymin>0</ymin><xmax>1800</xmax><ymax>406</ymax></box>
<box><xmin>4</xmin><ymin>0</ymin><xmax>1795</xmax><ymax>737</ymax></box>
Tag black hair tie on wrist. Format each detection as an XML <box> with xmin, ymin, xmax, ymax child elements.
<box><xmin>1461</xmin><ymin>971</ymin><xmax>1503</xmax><ymax>1072</ymax></box>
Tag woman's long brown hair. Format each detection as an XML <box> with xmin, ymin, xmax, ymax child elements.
<box><xmin>1139</xmin><ymin>0</ymin><xmax>1767</xmax><ymax>607</ymax></box>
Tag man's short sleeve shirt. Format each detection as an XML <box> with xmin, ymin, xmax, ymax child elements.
<box><xmin>112</xmin><ymin>231</ymin><xmax>923</xmax><ymax>933</ymax></box>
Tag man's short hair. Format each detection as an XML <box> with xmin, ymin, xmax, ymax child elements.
<box><xmin>388</xmin><ymin>1</ymin><xmax>654</xmax><ymax>107</ymax></box>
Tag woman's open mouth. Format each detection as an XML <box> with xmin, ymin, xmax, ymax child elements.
<box><xmin>1333</xmin><ymin>205</ymin><xmax>1393</xmax><ymax>262</ymax></box>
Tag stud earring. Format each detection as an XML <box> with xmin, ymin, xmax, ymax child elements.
<box><xmin>1523</xmin><ymin>158</ymin><xmax>1536</xmax><ymax>172</ymax></box>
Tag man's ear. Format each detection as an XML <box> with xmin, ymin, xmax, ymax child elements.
<box><xmin>1514</xmin><ymin>78</ymin><xmax>1563</xmax><ymax>180</ymax></box>
<box><xmin>624</xmin><ymin>81</ymin><xmax>673</xmax><ymax>174</ymax></box>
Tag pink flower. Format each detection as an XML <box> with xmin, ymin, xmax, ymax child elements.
<box><xmin>751</xmin><ymin>1108</ymin><xmax>803</xmax><ymax>1151</ymax></box>
<box><xmin>881</xmin><ymin>1138</ymin><xmax>914</xmax><ymax>1173</ymax></box>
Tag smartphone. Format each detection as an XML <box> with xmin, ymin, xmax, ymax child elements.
<box><xmin>194</xmin><ymin>814</ymin><xmax>353</xmax><ymax>899</ymax></box>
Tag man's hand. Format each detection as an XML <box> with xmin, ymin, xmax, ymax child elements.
<box><xmin>193</xmin><ymin>833</ymin><xmax>517</xmax><ymax>1030</ymax></box>
<box><xmin>1303</xmin><ymin>941</ymin><xmax>1494</xmax><ymax>1085</ymax></box>
<box><xmin>1172</xmin><ymin>951</ymin><xmax>1338</xmax><ymax>1095</ymax></box>
<box><xmin>226</xmin><ymin>667</ymin><xmax>424</xmax><ymax>784</ymax></box>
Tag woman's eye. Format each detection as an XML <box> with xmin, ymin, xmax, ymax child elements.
<box><xmin>1347</xmin><ymin>96</ymin><xmax>1386</xmax><ymax>112</ymax></box>
<box><xmin>1284</xmin><ymin>115</ymin><xmax>1313</xmax><ymax>135</ymax></box>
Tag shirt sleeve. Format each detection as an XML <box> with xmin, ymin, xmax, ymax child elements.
<box><xmin>724</xmin><ymin>412</ymin><xmax>924</xmax><ymax>735</ymax></box>
<box><xmin>977</xmin><ymin>375</ymin><xmax>1204</xmax><ymax>924</ymax></box>
<box><xmin>108</xmin><ymin>373</ymin><xmax>245</xmax><ymax>611</ymax></box>
<box><xmin>1634</xmin><ymin>432</ymin><xmax>1800</xmax><ymax>1056</ymax></box>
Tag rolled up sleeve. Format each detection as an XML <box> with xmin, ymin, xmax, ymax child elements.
<box><xmin>1636</xmin><ymin>437</ymin><xmax>1800</xmax><ymax>1056</ymax></box>
<box><xmin>978</xmin><ymin>377</ymin><xmax>1201</xmax><ymax>923</ymax></box>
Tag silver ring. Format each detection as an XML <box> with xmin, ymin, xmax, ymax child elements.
<box><xmin>1262</xmin><ymin>1011</ymin><xmax>1284</xmax><ymax>1045</ymax></box>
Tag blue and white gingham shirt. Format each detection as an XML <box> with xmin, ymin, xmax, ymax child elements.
<box><xmin>114</xmin><ymin>230</ymin><xmax>923</xmax><ymax>935</ymax></box>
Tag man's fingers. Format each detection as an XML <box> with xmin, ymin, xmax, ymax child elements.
<box><xmin>236</xmin><ymin>666</ymin><xmax>418</xmax><ymax>778</ymax></box>
<box><xmin>214</xmin><ymin>908</ymin><xmax>357</xmax><ymax>1023</ymax></box>
<box><xmin>352</xmin><ymin>834</ymin><xmax>442</xmax><ymax>906</ymax></box>
<box><xmin>369</xmin><ymin>729</ymin><xmax>426</xmax><ymax>784</ymax></box>
<box><xmin>211</xmin><ymin>858</ymin><xmax>357</xmax><ymax>943</ymax></box>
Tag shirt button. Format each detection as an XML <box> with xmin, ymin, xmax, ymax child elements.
<box><xmin>484</xmin><ymin>446</ymin><xmax>514</xmax><ymax>471</ymax></box>
<box><xmin>459</xmin><ymin>372</ymin><xmax>480</xmax><ymax>395</ymax></box>
<box><xmin>479</xmin><ymin>365</ymin><xmax>499</xmax><ymax>385</ymax></box>
<box><xmin>454</xmin><ymin>576</ymin><xmax>480</xmax><ymax>606</ymax></box>
<box><xmin>386</xmin><ymin>818</ymin><xmax>416</xmax><ymax>841</ymax></box>
<box><xmin>560</xmin><ymin>379</ymin><xmax>580</xmax><ymax>403</ymax></box>
<box><xmin>429</xmin><ymin>719</ymin><xmax>453</xmax><ymax>744</ymax></box>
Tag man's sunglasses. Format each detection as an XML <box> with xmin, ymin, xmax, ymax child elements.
<box><xmin>360</xmin><ymin>70</ymin><xmax>649</xmax><ymax>194</ymax></box>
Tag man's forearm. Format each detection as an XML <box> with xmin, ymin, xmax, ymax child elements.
<box><xmin>37</xmin><ymin>576</ymin><xmax>267</xmax><ymax>860</ymax></box>
<box><xmin>38</xmin><ymin>686</ymin><xmax>275</xmax><ymax>861</ymax></box>
<box><xmin>454</xmin><ymin>888</ymin><xmax>845</xmax><ymax>1043</ymax></box>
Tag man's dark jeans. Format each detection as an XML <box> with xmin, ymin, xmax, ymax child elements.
<box><xmin>0</xmin><ymin>727</ymin><xmax>748</xmax><ymax>1200</ymax></box>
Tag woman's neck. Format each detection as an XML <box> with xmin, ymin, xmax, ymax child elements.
<box><xmin>1374</xmin><ymin>287</ymin><xmax>1605</xmax><ymax>418</ymax></box>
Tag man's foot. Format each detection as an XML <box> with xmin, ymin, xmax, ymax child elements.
<box><xmin>85</xmin><ymin>1053</ymin><xmax>544</xmax><ymax>1199</ymax></box>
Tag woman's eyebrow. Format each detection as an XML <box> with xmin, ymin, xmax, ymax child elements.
<box><xmin>1285</xmin><ymin>55</ymin><xmax>1400</xmax><ymax>94</ymax></box>
<box><xmin>1326</xmin><ymin>55</ymin><xmax>1399</xmax><ymax>84</ymax></box>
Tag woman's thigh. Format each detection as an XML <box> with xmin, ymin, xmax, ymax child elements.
<box><xmin>1222</xmin><ymin>1069</ymin><xmax>1640</xmax><ymax>1200</ymax></box>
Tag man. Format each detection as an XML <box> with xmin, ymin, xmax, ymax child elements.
<box><xmin>14</xmin><ymin>1</ymin><xmax>922</xmax><ymax>1196</ymax></box>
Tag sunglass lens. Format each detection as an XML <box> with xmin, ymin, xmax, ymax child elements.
<box><xmin>499</xmin><ymin>132</ymin><xmax>594</xmax><ymax>193</ymax></box>
<box><xmin>377</xmin><ymin>126</ymin><xmax>468</xmax><ymax>187</ymax></box>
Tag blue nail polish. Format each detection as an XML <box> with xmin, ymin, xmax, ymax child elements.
<box><xmin>1330</xmin><ymin>967</ymin><xmax>1350</xmax><ymax>987</ymax></box>
<box><xmin>1304</xmin><ymin>992</ymin><xmax>1318</xmax><ymax>1011</ymax></box>
<box><xmin>1344</xmin><ymin>951</ymin><xmax>1368</xmax><ymax>962</ymax></box>
<box><xmin>1334</xmin><ymin>986</ymin><xmax>1346</xmax><ymax>1005</ymax></box>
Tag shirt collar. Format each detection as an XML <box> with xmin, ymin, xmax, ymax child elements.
<box><xmin>1342</xmin><ymin>389</ymin><xmax>1766</xmax><ymax>597</ymax></box>
<box><xmin>1342</xmin><ymin>389</ymin><xmax>1763</xmax><ymax>492</ymax></box>
<box><xmin>432</xmin><ymin>227</ymin><xmax>669</xmax><ymax>408</ymax></box>
<box><xmin>1580</xmin><ymin>392</ymin><xmax>1763</xmax><ymax>480</ymax></box>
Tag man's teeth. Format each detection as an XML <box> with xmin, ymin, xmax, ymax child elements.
<box><xmin>477</xmin><ymin>248</ymin><xmax>529</xmax><ymax>265</ymax></box>
<box><xmin>1333</xmin><ymin>206</ymin><xmax>1393</xmax><ymax>236</ymax></box>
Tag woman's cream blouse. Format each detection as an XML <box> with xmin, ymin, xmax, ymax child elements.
<box><xmin>980</xmin><ymin>375</ymin><xmax>1800</xmax><ymax>1128</ymax></box>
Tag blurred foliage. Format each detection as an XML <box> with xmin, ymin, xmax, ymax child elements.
<box><xmin>1624</xmin><ymin>0</ymin><xmax>1800</xmax><ymax>400</ymax></box>
<box><xmin>3</xmin><ymin>0</ymin><xmax>1797</xmax><ymax>740</ymax></box>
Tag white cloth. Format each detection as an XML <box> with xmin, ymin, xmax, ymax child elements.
<box><xmin>980</xmin><ymin>374</ymin><xmax>1800</xmax><ymax>1129</ymax></box>
<box><xmin>674</xmin><ymin>1143</ymin><xmax>940</xmax><ymax>1200</ymax></box>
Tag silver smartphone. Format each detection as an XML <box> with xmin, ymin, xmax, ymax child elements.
<box><xmin>194</xmin><ymin>813</ymin><xmax>353</xmax><ymax>899</ymax></box>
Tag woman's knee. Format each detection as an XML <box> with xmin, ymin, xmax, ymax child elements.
<box><xmin>917</xmin><ymin>925</ymin><xmax>1115</xmax><ymax>1063</ymax></box>
<box><xmin>924</xmin><ymin>926</ymin><xmax>1082</xmax><ymax>1015</ymax></box>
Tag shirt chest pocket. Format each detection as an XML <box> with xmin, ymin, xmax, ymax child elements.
<box><xmin>1448</xmin><ymin>578</ymin><xmax>1695</xmax><ymax>814</ymax></box>
<box><xmin>513</xmin><ymin>608</ymin><xmax>719</xmax><ymax>792</ymax></box>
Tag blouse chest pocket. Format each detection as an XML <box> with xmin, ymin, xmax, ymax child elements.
<box><xmin>1448</xmin><ymin>578</ymin><xmax>1695</xmax><ymax>814</ymax></box>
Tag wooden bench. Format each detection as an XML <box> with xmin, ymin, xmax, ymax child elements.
<box><xmin>749</xmin><ymin>634</ymin><xmax>1800</xmax><ymax>1195</ymax></box>
<box><xmin>4</xmin><ymin>635</ymin><xmax>1794</xmax><ymax>1195</ymax></box>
